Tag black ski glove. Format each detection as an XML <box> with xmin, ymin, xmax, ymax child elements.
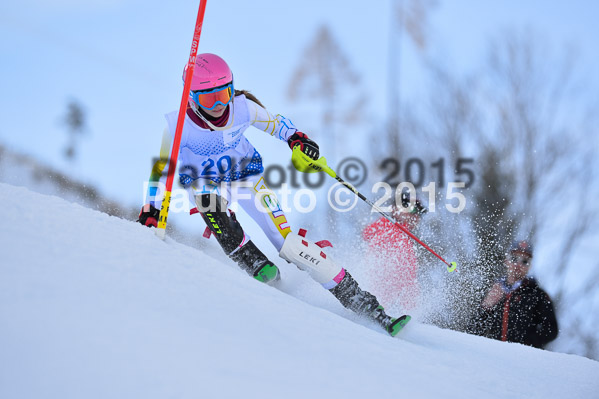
<box><xmin>288</xmin><ymin>131</ymin><xmax>319</xmax><ymax>160</ymax></box>
<box><xmin>138</xmin><ymin>204</ymin><xmax>160</xmax><ymax>228</ymax></box>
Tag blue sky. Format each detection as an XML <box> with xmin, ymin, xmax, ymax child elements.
<box><xmin>0</xmin><ymin>0</ymin><xmax>597</xmax><ymax>209</ymax></box>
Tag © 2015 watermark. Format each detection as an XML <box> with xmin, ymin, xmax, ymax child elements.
<box><xmin>262</xmin><ymin>156</ymin><xmax>475</xmax><ymax>190</ymax></box>
<box><xmin>144</xmin><ymin>156</ymin><xmax>474</xmax><ymax>214</ymax></box>
<box><xmin>143</xmin><ymin>181</ymin><xmax>467</xmax><ymax>215</ymax></box>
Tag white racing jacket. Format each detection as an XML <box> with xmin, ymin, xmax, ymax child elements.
<box><xmin>146</xmin><ymin>94</ymin><xmax>298</xmax><ymax>207</ymax></box>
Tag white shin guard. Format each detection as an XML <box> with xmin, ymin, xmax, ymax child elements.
<box><xmin>279</xmin><ymin>230</ymin><xmax>346</xmax><ymax>289</ymax></box>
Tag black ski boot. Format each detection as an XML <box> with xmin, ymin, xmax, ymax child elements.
<box><xmin>329</xmin><ymin>271</ymin><xmax>410</xmax><ymax>336</ymax></box>
<box><xmin>370</xmin><ymin>305</ymin><xmax>411</xmax><ymax>337</ymax></box>
<box><xmin>230</xmin><ymin>241</ymin><xmax>280</xmax><ymax>285</ymax></box>
<box><xmin>197</xmin><ymin>193</ymin><xmax>280</xmax><ymax>285</ymax></box>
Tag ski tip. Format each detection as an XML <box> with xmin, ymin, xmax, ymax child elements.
<box><xmin>388</xmin><ymin>315</ymin><xmax>411</xmax><ymax>337</ymax></box>
<box><xmin>253</xmin><ymin>263</ymin><xmax>281</xmax><ymax>285</ymax></box>
<box><xmin>447</xmin><ymin>261</ymin><xmax>457</xmax><ymax>272</ymax></box>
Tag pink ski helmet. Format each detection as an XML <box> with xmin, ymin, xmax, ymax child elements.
<box><xmin>184</xmin><ymin>53</ymin><xmax>233</xmax><ymax>90</ymax></box>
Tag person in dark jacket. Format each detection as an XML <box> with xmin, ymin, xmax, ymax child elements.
<box><xmin>474</xmin><ymin>240</ymin><xmax>558</xmax><ymax>349</ymax></box>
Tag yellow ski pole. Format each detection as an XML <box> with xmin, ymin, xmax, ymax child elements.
<box><xmin>291</xmin><ymin>147</ymin><xmax>457</xmax><ymax>272</ymax></box>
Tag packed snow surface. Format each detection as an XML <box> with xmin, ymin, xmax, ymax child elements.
<box><xmin>1</xmin><ymin>183</ymin><xmax>597</xmax><ymax>399</ymax></box>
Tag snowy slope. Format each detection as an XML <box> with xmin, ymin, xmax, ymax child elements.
<box><xmin>1</xmin><ymin>183</ymin><xmax>598</xmax><ymax>399</ymax></box>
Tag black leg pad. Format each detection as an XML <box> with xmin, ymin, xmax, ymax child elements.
<box><xmin>197</xmin><ymin>194</ymin><xmax>245</xmax><ymax>255</ymax></box>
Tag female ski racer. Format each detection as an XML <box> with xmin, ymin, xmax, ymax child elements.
<box><xmin>137</xmin><ymin>53</ymin><xmax>409</xmax><ymax>336</ymax></box>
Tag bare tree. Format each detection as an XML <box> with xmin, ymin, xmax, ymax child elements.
<box><xmin>62</xmin><ymin>99</ymin><xmax>87</xmax><ymax>161</ymax></box>
<box><xmin>380</xmin><ymin>0</ymin><xmax>436</xmax><ymax>163</ymax></box>
<box><xmin>287</xmin><ymin>24</ymin><xmax>362</xmax><ymax>151</ymax></box>
<box><xmin>287</xmin><ymin>24</ymin><xmax>369</xmax><ymax>234</ymax></box>
<box><xmin>415</xmin><ymin>29</ymin><xmax>599</xmax><ymax>358</ymax></box>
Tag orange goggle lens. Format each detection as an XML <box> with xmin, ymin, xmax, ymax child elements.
<box><xmin>191</xmin><ymin>83</ymin><xmax>234</xmax><ymax>110</ymax></box>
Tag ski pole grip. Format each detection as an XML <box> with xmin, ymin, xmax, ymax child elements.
<box><xmin>447</xmin><ymin>262</ymin><xmax>457</xmax><ymax>272</ymax></box>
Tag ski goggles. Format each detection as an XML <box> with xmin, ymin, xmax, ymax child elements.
<box><xmin>510</xmin><ymin>255</ymin><xmax>531</xmax><ymax>266</ymax></box>
<box><xmin>190</xmin><ymin>82</ymin><xmax>234</xmax><ymax>110</ymax></box>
